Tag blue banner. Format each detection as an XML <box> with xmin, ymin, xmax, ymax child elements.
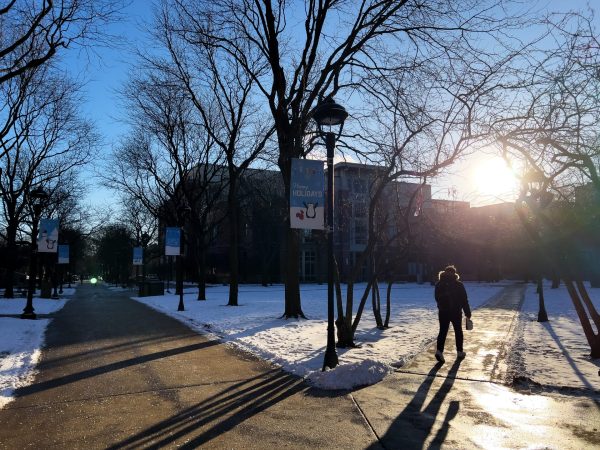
<box><xmin>38</xmin><ymin>218</ymin><xmax>59</xmax><ymax>253</ymax></box>
<box><xmin>133</xmin><ymin>247</ymin><xmax>143</xmax><ymax>265</ymax></box>
<box><xmin>165</xmin><ymin>227</ymin><xmax>181</xmax><ymax>256</ymax></box>
<box><xmin>290</xmin><ymin>158</ymin><xmax>324</xmax><ymax>230</ymax></box>
<box><xmin>57</xmin><ymin>244</ymin><xmax>69</xmax><ymax>264</ymax></box>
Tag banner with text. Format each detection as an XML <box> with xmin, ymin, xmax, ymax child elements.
<box><xmin>290</xmin><ymin>158</ymin><xmax>324</xmax><ymax>230</ymax></box>
<box><xmin>58</xmin><ymin>244</ymin><xmax>69</xmax><ymax>264</ymax></box>
<box><xmin>133</xmin><ymin>247</ymin><xmax>143</xmax><ymax>265</ymax></box>
<box><xmin>38</xmin><ymin>218</ymin><xmax>59</xmax><ymax>253</ymax></box>
<box><xmin>165</xmin><ymin>227</ymin><xmax>181</xmax><ymax>256</ymax></box>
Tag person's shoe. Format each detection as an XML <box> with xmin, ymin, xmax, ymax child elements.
<box><xmin>435</xmin><ymin>350</ymin><xmax>445</xmax><ymax>363</ymax></box>
<box><xmin>457</xmin><ymin>351</ymin><xmax>466</xmax><ymax>359</ymax></box>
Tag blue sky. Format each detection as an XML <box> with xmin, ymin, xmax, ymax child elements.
<box><xmin>60</xmin><ymin>0</ymin><xmax>597</xmax><ymax>210</ymax></box>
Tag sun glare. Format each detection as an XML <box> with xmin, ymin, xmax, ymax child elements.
<box><xmin>472</xmin><ymin>157</ymin><xmax>519</xmax><ymax>202</ymax></box>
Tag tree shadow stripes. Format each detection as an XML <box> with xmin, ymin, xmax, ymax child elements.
<box><xmin>107</xmin><ymin>371</ymin><xmax>305</xmax><ymax>449</ymax></box>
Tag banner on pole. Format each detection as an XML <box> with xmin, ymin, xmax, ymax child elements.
<box><xmin>290</xmin><ymin>158</ymin><xmax>324</xmax><ymax>230</ymax></box>
<box><xmin>38</xmin><ymin>218</ymin><xmax>59</xmax><ymax>253</ymax></box>
<box><xmin>165</xmin><ymin>227</ymin><xmax>181</xmax><ymax>256</ymax></box>
<box><xmin>133</xmin><ymin>247</ymin><xmax>143</xmax><ymax>265</ymax></box>
<box><xmin>58</xmin><ymin>244</ymin><xmax>69</xmax><ymax>264</ymax></box>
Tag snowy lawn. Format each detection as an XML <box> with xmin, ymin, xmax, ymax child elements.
<box><xmin>511</xmin><ymin>281</ymin><xmax>600</xmax><ymax>391</ymax></box>
<box><xmin>133</xmin><ymin>281</ymin><xmax>509</xmax><ymax>389</ymax></box>
<box><xmin>0</xmin><ymin>289</ymin><xmax>75</xmax><ymax>408</ymax></box>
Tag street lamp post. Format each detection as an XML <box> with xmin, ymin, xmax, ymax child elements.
<box><xmin>22</xmin><ymin>187</ymin><xmax>49</xmax><ymax>319</ymax></box>
<box><xmin>142</xmin><ymin>232</ymin><xmax>149</xmax><ymax>282</ymax></box>
<box><xmin>522</xmin><ymin>170</ymin><xmax>552</xmax><ymax>323</ymax></box>
<box><xmin>312</xmin><ymin>96</ymin><xmax>348</xmax><ymax>371</ymax></box>
<box><xmin>177</xmin><ymin>205</ymin><xmax>191</xmax><ymax>312</ymax></box>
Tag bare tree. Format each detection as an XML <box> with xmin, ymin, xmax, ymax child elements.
<box><xmin>0</xmin><ymin>0</ymin><xmax>123</xmax><ymax>156</ymax></box>
<box><xmin>150</xmin><ymin>3</ymin><xmax>275</xmax><ymax>306</ymax></box>
<box><xmin>103</xmin><ymin>70</ymin><xmax>228</xmax><ymax>299</ymax></box>
<box><xmin>490</xmin><ymin>13</ymin><xmax>600</xmax><ymax>357</ymax></box>
<box><xmin>170</xmin><ymin>0</ymin><xmax>530</xmax><ymax>318</ymax></box>
<box><xmin>0</xmin><ymin>67</ymin><xmax>96</xmax><ymax>297</ymax></box>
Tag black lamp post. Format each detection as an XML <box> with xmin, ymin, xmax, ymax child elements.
<box><xmin>22</xmin><ymin>187</ymin><xmax>49</xmax><ymax>319</ymax></box>
<box><xmin>312</xmin><ymin>95</ymin><xmax>348</xmax><ymax>370</ymax></box>
<box><xmin>522</xmin><ymin>170</ymin><xmax>552</xmax><ymax>323</ymax></box>
<box><xmin>177</xmin><ymin>204</ymin><xmax>191</xmax><ymax>311</ymax></box>
<box><xmin>141</xmin><ymin>232</ymin><xmax>149</xmax><ymax>282</ymax></box>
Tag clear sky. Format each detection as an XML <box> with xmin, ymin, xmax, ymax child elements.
<box><xmin>60</xmin><ymin>0</ymin><xmax>597</xmax><ymax>211</ymax></box>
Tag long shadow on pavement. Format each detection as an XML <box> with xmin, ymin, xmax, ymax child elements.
<box><xmin>14</xmin><ymin>340</ymin><xmax>219</xmax><ymax>398</ymax></box>
<box><xmin>370</xmin><ymin>359</ymin><xmax>462</xmax><ymax>449</ymax></box>
<box><xmin>107</xmin><ymin>370</ymin><xmax>306</xmax><ymax>449</ymax></box>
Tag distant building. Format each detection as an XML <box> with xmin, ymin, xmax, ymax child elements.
<box><xmin>170</xmin><ymin>161</ymin><xmax>551</xmax><ymax>285</ymax></box>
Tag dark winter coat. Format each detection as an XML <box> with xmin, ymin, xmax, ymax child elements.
<box><xmin>435</xmin><ymin>272</ymin><xmax>471</xmax><ymax>318</ymax></box>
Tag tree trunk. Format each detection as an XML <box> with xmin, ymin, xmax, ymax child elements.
<box><xmin>3</xmin><ymin>246</ymin><xmax>15</xmax><ymax>298</ymax></box>
<box><xmin>551</xmin><ymin>270</ymin><xmax>560</xmax><ymax>288</ymax></box>
<box><xmin>227</xmin><ymin>179</ymin><xmax>239</xmax><ymax>306</ymax></box>
<box><xmin>565</xmin><ymin>280</ymin><xmax>600</xmax><ymax>358</ymax></box>
<box><xmin>336</xmin><ymin>278</ymin><xmax>374</xmax><ymax>348</ymax></box>
<box><xmin>384</xmin><ymin>281</ymin><xmax>392</xmax><ymax>328</ymax></box>
<box><xmin>197</xmin><ymin>249</ymin><xmax>206</xmax><ymax>300</ymax></box>
<box><xmin>537</xmin><ymin>277</ymin><xmax>548</xmax><ymax>322</ymax></box>
<box><xmin>372</xmin><ymin>278</ymin><xmax>384</xmax><ymax>329</ymax></box>
<box><xmin>282</xmin><ymin>224</ymin><xmax>305</xmax><ymax>318</ymax></box>
<box><xmin>2</xmin><ymin>223</ymin><xmax>18</xmax><ymax>298</ymax></box>
<box><xmin>575</xmin><ymin>280</ymin><xmax>600</xmax><ymax>327</ymax></box>
<box><xmin>279</xmin><ymin>146</ymin><xmax>305</xmax><ymax>319</ymax></box>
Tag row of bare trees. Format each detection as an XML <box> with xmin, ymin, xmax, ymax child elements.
<box><xmin>491</xmin><ymin>14</ymin><xmax>600</xmax><ymax>357</ymax></box>
<box><xmin>1</xmin><ymin>1</ymin><xmax>123</xmax><ymax>297</ymax></box>
<box><xmin>101</xmin><ymin>2</ymin><xmax>598</xmax><ymax>354</ymax></box>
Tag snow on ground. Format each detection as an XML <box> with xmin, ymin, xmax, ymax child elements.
<box><xmin>509</xmin><ymin>281</ymin><xmax>600</xmax><ymax>391</ymax></box>
<box><xmin>133</xmin><ymin>282</ymin><xmax>509</xmax><ymax>390</ymax></box>
<box><xmin>1</xmin><ymin>280</ymin><xmax>598</xmax><ymax>408</ymax></box>
<box><xmin>0</xmin><ymin>289</ymin><xmax>74</xmax><ymax>408</ymax></box>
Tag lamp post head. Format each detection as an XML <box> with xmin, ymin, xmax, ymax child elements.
<box><xmin>29</xmin><ymin>186</ymin><xmax>49</xmax><ymax>204</ymax></box>
<box><xmin>177</xmin><ymin>203</ymin><xmax>192</xmax><ymax>226</ymax></box>
<box><xmin>312</xmin><ymin>96</ymin><xmax>348</xmax><ymax>135</ymax></box>
<box><xmin>29</xmin><ymin>186</ymin><xmax>49</xmax><ymax>216</ymax></box>
<box><xmin>521</xmin><ymin>170</ymin><xmax>552</xmax><ymax>208</ymax></box>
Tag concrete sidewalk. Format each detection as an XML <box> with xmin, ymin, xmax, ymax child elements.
<box><xmin>350</xmin><ymin>284</ymin><xmax>600</xmax><ymax>449</ymax></box>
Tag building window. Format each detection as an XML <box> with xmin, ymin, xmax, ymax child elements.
<box><xmin>301</xmin><ymin>250</ymin><xmax>316</xmax><ymax>281</ymax></box>
<box><xmin>302</xmin><ymin>229</ymin><xmax>314</xmax><ymax>243</ymax></box>
<box><xmin>353</xmin><ymin>178</ymin><xmax>367</xmax><ymax>193</ymax></box>
<box><xmin>354</xmin><ymin>219</ymin><xmax>367</xmax><ymax>245</ymax></box>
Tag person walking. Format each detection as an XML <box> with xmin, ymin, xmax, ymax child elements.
<box><xmin>434</xmin><ymin>265</ymin><xmax>472</xmax><ymax>363</ymax></box>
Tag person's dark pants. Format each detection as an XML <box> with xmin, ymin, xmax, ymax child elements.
<box><xmin>437</xmin><ymin>310</ymin><xmax>463</xmax><ymax>353</ymax></box>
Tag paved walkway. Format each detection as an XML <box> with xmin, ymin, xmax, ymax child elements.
<box><xmin>351</xmin><ymin>284</ymin><xmax>600</xmax><ymax>449</ymax></box>
<box><xmin>1</xmin><ymin>283</ymin><xmax>599</xmax><ymax>449</ymax></box>
<box><xmin>0</xmin><ymin>284</ymin><xmax>380</xmax><ymax>449</ymax></box>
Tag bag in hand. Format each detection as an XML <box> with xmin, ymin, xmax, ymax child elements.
<box><xmin>465</xmin><ymin>318</ymin><xmax>473</xmax><ymax>330</ymax></box>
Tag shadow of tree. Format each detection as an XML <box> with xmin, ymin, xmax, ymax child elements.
<box><xmin>14</xmin><ymin>340</ymin><xmax>219</xmax><ymax>397</ymax></box>
<box><xmin>107</xmin><ymin>370</ymin><xmax>306</xmax><ymax>449</ymax></box>
<box><xmin>369</xmin><ymin>359</ymin><xmax>463</xmax><ymax>449</ymax></box>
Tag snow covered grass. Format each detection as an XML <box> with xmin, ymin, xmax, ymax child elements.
<box><xmin>0</xmin><ymin>289</ymin><xmax>74</xmax><ymax>408</ymax></box>
<box><xmin>1</xmin><ymin>280</ymin><xmax>598</xmax><ymax>410</ymax></box>
<box><xmin>510</xmin><ymin>281</ymin><xmax>600</xmax><ymax>391</ymax></box>
<box><xmin>133</xmin><ymin>281</ymin><xmax>509</xmax><ymax>390</ymax></box>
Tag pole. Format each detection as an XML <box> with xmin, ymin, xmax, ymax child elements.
<box><xmin>323</xmin><ymin>132</ymin><xmax>339</xmax><ymax>370</ymax></box>
<box><xmin>22</xmin><ymin>212</ymin><xmax>40</xmax><ymax>319</ymax></box>
<box><xmin>177</xmin><ymin>227</ymin><xmax>185</xmax><ymax>311</ymax></box>
<box><xmin>59</xmin><ymin>265</ymin><xmax>63</xmax><ymax>294</ymax></box>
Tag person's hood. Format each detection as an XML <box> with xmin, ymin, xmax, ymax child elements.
<box><xmin>440</xmin><ymin>271</ymin><xmax>459</xmax><ymax>282</ymax></box>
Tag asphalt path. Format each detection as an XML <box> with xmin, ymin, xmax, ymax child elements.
<box><xmin>0</xmin><ymin>284</ymin><xmax>380</xmax><ymax>449</ymax></box>
<box><xmin>1</xmin><ymin>283</ymin><xmax>599</xmax><ymax>449</ymax></box>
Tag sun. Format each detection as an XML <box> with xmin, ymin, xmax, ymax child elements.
<box><xmin>472</xmin><ymin>156</ymin><xmax>519</xmax><ymax>202</ymax></box>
